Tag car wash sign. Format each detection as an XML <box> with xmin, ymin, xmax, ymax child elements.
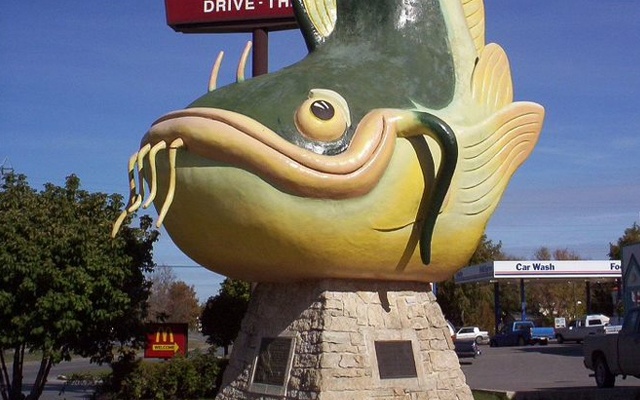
<box><xmin>145</xmin><ymin>323</ymin><xmax>188</xmax><ymax>359</ymax></box>
<box><xmin>494</xmin><ymin>260</ymin><xmax>622</xmax><ymax>279</ymax></box>
<box><xmin>165</xmin><ymin>0</ymin><xmax>297</xmax><ymax>33</ymax></box>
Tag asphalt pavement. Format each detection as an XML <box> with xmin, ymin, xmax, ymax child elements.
<box><xmin>461</xmin><ymin>342</ymin><xmax>640</xmax><ymax>399</ymax></box>
<box><xmin>21</xmin><ymin>341</ymin><xmax>640</xmax><ymax>399</ymax></box>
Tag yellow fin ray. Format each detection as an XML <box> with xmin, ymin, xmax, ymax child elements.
<box><xmin>471</xmin><ymin>43</ymin><xmax>514</xmax><ymax>116</ymax></box>
<box><xmin>449</xmin><ymin>102</ymin><xmax>544</xmax><ymax>217</ymax></box>
<box><xmin>462</xmin><ymin>0</ymin><xmax>485</xmax><ymax>54</ymax></box>
<box><xmin>301</xmin><ymin>0</ymin><xmax>336</xmax><ymax>38</ymax></box>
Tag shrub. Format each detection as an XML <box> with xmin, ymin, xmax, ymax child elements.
<box><xmin>96</xmin><ymin>348</ymin><xmax>226</xmax><ymax>399</ymax></box>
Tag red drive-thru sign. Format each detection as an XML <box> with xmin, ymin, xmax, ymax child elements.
<box><xmin>145</xmin><ymin>323</ymin><xmax>188</xmax><ymax>359</ymax></box>
<box><xmin>165</xmin><ymin>0</ymin><xmax>297</xmax><ymax>33</ymax></box>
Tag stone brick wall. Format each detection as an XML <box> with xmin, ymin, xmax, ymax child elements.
<box><xmin>216</xmin><ymin>280</ymin><xmax>473</xmax><ymax>400</ymax></box>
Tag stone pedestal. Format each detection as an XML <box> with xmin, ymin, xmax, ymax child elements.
<box><xmin>216</xmin><ymin>280</ymin><xmax>473</xmax><ymax>400</ymax></box>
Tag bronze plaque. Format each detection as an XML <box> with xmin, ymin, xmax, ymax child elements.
<box><xmin>375</xmin><ymin>340</ymin><xmax>417</xmax><ymax>379</ymax></box>
<box><xmin>253</xmin><ymin>337</ymin><xmax>293</xmax><ymax>386</ymax></box>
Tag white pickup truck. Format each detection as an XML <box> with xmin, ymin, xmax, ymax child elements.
<box><xmin>555</xmin><ymin>314</ymin><xmax>610</xmax><ymax>344</ymax></box>
<box><xmin>583</xmin><ymin>307</ymin><xmax>640</xmax><ymax>388</ymax></box>
<box><xmin>454</xmin><ymin>326</ymin><xmax>489</xmax><ymax>344</ymax></box>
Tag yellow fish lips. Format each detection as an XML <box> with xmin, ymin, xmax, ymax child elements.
<box><xmin>139</xmin><ymin>107</ymin><xmax>410</xmax><ymax>203</ymax></box>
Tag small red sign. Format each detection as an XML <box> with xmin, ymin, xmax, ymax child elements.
<box><xmin>165</xmin><ymin>0</ymin><xmax>297</xmax><ymax>33</ymax></box>
<box><xmin>145</xmin><ymin>323</ymin><xmax>189</xmax><ymax>359</ymax></box>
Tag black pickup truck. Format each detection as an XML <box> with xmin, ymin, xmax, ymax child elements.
<box><xmin>583</xmin><ymin>307</ymin><xmax>640</xmax><ymax>388</ymax></box>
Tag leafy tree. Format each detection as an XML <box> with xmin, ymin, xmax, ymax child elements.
<box><xmin>526</xmin><ymin>247</ymin><xmax>585</xmax><ymax>324</ymax></box>
<box><xmin>0</xmin><ymin>173</ymin><xmax>158</xmax><ymax>400</ymax></box>
<box><xmin>200</xmin><ymin>279</ymin><xmax>251</xmax><ymax>356</ymax></box>
<box><xmin>147</xmin><ymin>265</ymin><xmax>178</xmax><ymax>322</ymax></box>
<box><xmin>166</xmin><ymin>282</ymin><xmax>201</xmax><ymax>330</ymax></box>
<box><xmin>608</xmin><ymin>222</ymin><xmax>640</xmax><ymax>260</ymax></box>
<box><xmin>436</xmin><ymin>235</ymin><xmax>509</xmax><ymax>330</ymax></box>
<box><xmin>147</xmin><ymin>266</ymin><xmax>201</xmax><ymax>329</ymax></box>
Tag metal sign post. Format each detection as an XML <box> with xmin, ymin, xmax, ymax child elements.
<box><xmin>163</xmin><ymin>0</ymin><xmax>298</xmax><ymax>77</ymax></box>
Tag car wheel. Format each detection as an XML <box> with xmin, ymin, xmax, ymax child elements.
<box><xmin>517</xmin><ymin>336</ymin><xmax>525</xmax><ymax>346</ymax></box>
<box><xmin>556</xmin><ymin>335</ymin><xmax>564</xmax><ymax>344</ymax></box>
<box><xmin>594</xmin><ymin>356</ymin><xmax>616</xmax><ymax>388</ymax></box>
<box><xmin>475</xmin><ymin>336</ymin><xmax>484</xmax><ymax>345</ymax></box>
<box><xmin>489</xmin><ymin>339</ymin><xmax>497</xmax><ymax>347</ymax></box>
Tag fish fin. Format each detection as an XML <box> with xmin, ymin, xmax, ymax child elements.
<box><xmin>450</xmin><ymin>102</ymin><xmax>544</xmax><ymax>219</ymax></box>
<box><xmin>293</xmin><ymin>0</ymin><xmax>337</xmax><ymax>51</ymax></box>
<box><xmin>471</xmin><ymin>43</ymin><xmax>514</xmax><ymax>116</ymax></box>
<box><xmin>462</xmin><ymin>0</ymin><xmax>486</xmax><ymax>54</ymax></box>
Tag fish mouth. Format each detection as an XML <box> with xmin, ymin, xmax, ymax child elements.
<box><xmin>112</xmin><ymin>107</ymin><xmax>406</xmax><ymax>234</ymax></box>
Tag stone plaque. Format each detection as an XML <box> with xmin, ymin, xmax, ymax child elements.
<box><xmin>374</xmin><ymin>340</ymin><xmax>417</xmax><ymax>379</ymax></box>
<box><xmin>252</xmin><ymin>337</ymin><xmax>294</xmax><ymax>386</ymax></box>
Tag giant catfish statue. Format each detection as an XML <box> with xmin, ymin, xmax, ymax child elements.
<box><xmin>113</xmin><ymin>0</ymin><xmax>544</xmax><ymax>283</ymax></box>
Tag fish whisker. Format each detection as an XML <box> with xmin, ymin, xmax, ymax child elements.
<box><xmin>111</xmin><ymin>138</ymin><xmax>185</xmax><ymax>236</ymax></box>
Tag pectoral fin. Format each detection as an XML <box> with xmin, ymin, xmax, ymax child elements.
<box><xmin>452</xmin><ymin>102</ymin><xmax>545</xmax><ymax>218</ymax></box>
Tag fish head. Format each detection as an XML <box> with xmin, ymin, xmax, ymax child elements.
<box><xmin>113</xmin><ymin>0</ymin><xmax>544</xmax><ymax>283</ymax></box>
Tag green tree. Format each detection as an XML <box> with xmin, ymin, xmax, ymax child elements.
<box><xmin>526</xmin><ymin>247</ymin><xmax>584</xmax><ymax>324</ymax></box>
<box><xmin>436</xmin><ymin>235</ymin><xmax>508</xmax><ymax>330</ymax></box>
<box><xmin>608</xmin><ymin>222</ymin><xmax>640</xmax><ymax>260</ymax></box>
<box><xmin>0</xmin><ymin>173</ymin><xmax>158</xmax><ymax>400</ymax></box>
<box><xmin>200</xmin><ymin>279</ymin><xmax>251</xmax><ymax>356</ymax></box>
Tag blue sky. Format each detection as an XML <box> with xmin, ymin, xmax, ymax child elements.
<box><xmin>2</xmin><ymin>1</ymin><xmax>639</xmax><ymax>301</ymax></box>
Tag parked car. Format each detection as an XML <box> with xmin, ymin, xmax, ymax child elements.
<box><xmin>454</xmin><ymin>339</ymin><xmax>481</xmax><ymax>359</ymax></box>
<box><xmin>583</xmin><ymin>307</ymin><xmax>640</xmax><ymax>388</ymax></box>
<box><xmin>454</xmin><ymin>326</ymin><xmax>489</xmax><ymax>344</ymax></box>
<box><xmin>490</xmin><ymin>320</ymin><xmax>553</xmax><ymax>347</ymax></box>
<box><xmin>555</xmin><ymin>314</ymin><xmax>610</xmax><ymax>344</ymax></box>
<box><xmin>447</xmin><ymin>321</ymin><xmax>481</xmax><ymax>359</ymax></box>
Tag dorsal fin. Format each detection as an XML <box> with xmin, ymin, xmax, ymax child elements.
<box><xmin>292</xmin><ymin>0</ymin><xmax>337</xmax><ymax>51</ymax></box>
<box><xmin>471</xmin><ymin>43</ymin><xmax>513</xmax><ymax>116</ymax></box>
<box><xmin>461</xmin><ymin>0</ymin><xmax>485</xmax><ymax>54</ymax></box>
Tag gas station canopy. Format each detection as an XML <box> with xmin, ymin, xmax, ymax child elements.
<box><xmin>455</xmin><ymin>260</ymin><xmax>622</xmax><ymax>284</ymax></box>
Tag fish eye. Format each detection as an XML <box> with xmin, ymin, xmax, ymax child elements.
<box><xmin>295</xmin><ymin>89</ymin><xmax>351</xmax><ymax>142</ymax></box>
<box><xmin>311</xmin><ymin>100</ymin><xmax>335</xmax><ymax>120</ymax></box>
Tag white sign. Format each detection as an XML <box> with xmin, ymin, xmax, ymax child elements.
<box><xmin>455</xmin><ymin>260</ymin><xmax>622</xmax><ymax>283</ymax></box>
<box><xmin>493</xmin><ymin>260</ymin><xmax>621</xmax><ymax>279</ymax></box>
<box><xmin>454</xmin><ymin>263</ymin><xmax>494</xmax><ymax>284</ymax></box>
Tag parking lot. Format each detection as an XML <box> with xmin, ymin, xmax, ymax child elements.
<box><xmin>461</xmin><ymin>342</ymin><xmax>640</xmax><ymax>398</ymax></box>
<box><xmin>31</xmin><ymin>341</ymin><xmax>640</xmax><ymax>399</ymax></box>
